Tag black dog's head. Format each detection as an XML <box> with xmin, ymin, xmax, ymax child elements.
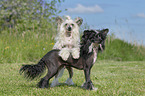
<box><xmin>81</xmin><ymin>29</ymin><xmax>109</xmax><ymax>52</ymax></box>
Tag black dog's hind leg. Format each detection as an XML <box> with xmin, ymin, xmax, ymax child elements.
<box><xmin>38</xmin><ymin>75</ymin><xmax>49</xmax><ymax>88</ymax></box>
<box><xmin>38</xmin><ymin>69</ymin><xmax>58</xmax><ymax>88</ymax></box>
<box><xmin>38</xmin><ymin>61</ymin><xmax>59</xmax><ymax>88</ymax></box>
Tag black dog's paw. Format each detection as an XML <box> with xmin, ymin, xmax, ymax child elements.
<box><xmin>38</xmin><ymin>78</ymin><xmax>49</xmax><ymax>88</ymax></box>
<box><xmin>81</xmin><ymin>81</ymin><xmax>96</xmax><ymax>90</ymax></box>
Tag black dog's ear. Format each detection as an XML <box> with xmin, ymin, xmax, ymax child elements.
<box><xmin>56</xmin><ymin>16</ymin><xmax>64</xmax><ymax>25</ymax></box>
<box><xmin>75</xmin><ymin>17</ymin><xmax>83</xmax><ymax>26</ymax></box>
<box><xmin>82</xmin><ymin>30</ymin><xmax>88</xmax><ymax>40</ymax></box>
<box><xmin>83</xmin><ymin>30</ymin><xmax>89</xmax><ymax>35</ymax></box>
<box><xmin>82</xmin><ymin>30</ymin><xmax>92</xmax><ymax>43</ymax></box>
<box><xmin>102</xmin><ymin>28</ymin><xmax>109</xmax><ymax>35</ymax></box>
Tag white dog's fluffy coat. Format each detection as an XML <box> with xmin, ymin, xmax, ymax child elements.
<box><xmin>53</xmin><ymin>16</ymin><xmax>83</xmax><ymax>61</ymax></box>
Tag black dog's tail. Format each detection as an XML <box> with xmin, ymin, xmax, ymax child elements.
<box><xmin>19</xmin><ymin>59</ymin><xmax>46</xmax><ymax>80</ymax></box>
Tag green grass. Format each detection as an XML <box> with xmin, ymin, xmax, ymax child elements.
<box><xmin>0</xmin><ymin>60</ymin><xmax>145</xmax><ymax>96</ymax></box>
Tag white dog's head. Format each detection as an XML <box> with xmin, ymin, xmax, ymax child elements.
<box><xmin>56</xmin><ymin>16</ymin><xmax>83</xmax><ymax>37</ymax></box>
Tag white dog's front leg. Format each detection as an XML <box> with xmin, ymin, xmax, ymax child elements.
<box><xmin>65</xmin><ymin>78</ymin><xmax>74</xmax><ymax>85</ymax></box>
<box><xmin>51</xmin><ymin>78</ymin><xmax>59</xmax><ymax>87</ymax></box>
<box><xmin>71</xmin><ymin>48</ymin><xmax>80</xmax><ymax>59</ymax></box>
<box><xmin>51</xmin><ymin>68</ymin><xmax>65</xmax><ymax>87</ymax></box>
<box><xmin>59</xmin><ymin>48</ymin><xmax>70</xmax><ymax>61</ymax></box>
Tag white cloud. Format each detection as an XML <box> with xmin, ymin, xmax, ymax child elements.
<box><xmin>136</xmin><ymin>13</ymin><xmax>145</xmax><ymax>18</ymax></box>
<box><xmin>68</xmin><ymin>4</ymin><xmax>104</xmax><ymax>14</ymax></box>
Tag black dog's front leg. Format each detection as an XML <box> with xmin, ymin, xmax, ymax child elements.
<box><xmin>82</xmin><ymin>67</ymin><xmax>96</xmax><ymax>90</ymax></box>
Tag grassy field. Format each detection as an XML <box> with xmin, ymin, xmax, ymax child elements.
<box><xmin>1</xmin><ymin>1</ymin><xmax>145</xmax><ymax>95</ymax></box>
<box><xmin>0</xmin><ymin>60</ymin><xmax>144</xmax><ymax>96</ymax></box>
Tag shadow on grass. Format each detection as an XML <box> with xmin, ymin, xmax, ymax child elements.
<box><xmin>54</xmin><ymin>83</ymin><xmax>82</xmax><ymax>88</ymax></box>
<box><xmin>20</xmin><ymin>82</ymin><xmax>87</xmax><ymax>90</ymax></box>
<box><xmin>56</xmin><ymin>83</ymin><xmax>99</xmax><ymax>91</ymax></box>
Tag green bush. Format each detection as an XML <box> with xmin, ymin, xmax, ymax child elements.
<box><xmin>98</xmin><ymin>34</ymin><xmax>145</xmax><ymax>61</ymax></box>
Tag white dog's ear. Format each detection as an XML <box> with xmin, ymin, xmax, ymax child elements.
<box><xmin>56</xmin><ymin>16</ymin><xmax>64</xmax><ymax>25</ymax></box>
<box><xmin>75</xmin><ymin>17</ymin><xmax>83</xmax><ymax>26</ymax></box>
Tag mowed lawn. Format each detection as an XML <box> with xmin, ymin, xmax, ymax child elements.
<box><xmin>0</xmin><ymin>60</ymin><xmax>144</xmax><ymax>96</ymax></box>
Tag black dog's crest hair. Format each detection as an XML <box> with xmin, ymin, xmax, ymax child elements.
<box><xmin>81</xmin><ymin>29</ymin><xmax>109</xmax><ymax>54</ymax></box>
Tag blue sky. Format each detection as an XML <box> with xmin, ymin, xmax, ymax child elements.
<box><xmin>51</xmin><ymin>0</ymin><xmax>145</xmax><ymax>45</ymax></box>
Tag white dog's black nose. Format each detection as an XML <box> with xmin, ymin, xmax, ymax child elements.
<box><xmin>68</xmin><ymin>26</ymin><xmax>72</xmax><ymax>31</ymax></box>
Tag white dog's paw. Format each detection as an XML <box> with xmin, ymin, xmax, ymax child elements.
<box><xmin>59</xmin><ymin>48</ymin><xmax>70</xmax><ymax>61</ymax></box>
<box><xmin>71</xmin><ymin>48</ymin><xmax>80</xmax><ymax>59</ymax></box>
<box><xmin>92</xmin><ymin>87</ymin><xmax>98</xmax><ymax>91</ymax></box>
<box><xmin>65</xmin><ymin>78</ymin><xmax>74</xmax><ymax>85</ymax></box>
<box><xmin>50</xmin><ymin>79</ymin><xmax>60</xmax><ymax>87</ymax></box>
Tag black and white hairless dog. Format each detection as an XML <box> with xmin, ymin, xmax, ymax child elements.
<box><xmin>20</xmin><ymin>29</ymin><xmax>109</xmax><ymax>90</ymax></box>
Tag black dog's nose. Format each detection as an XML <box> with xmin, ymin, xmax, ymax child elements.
<box><xmin>68</xmin><ymin>26</ymin><xmax>72</xmax><ymax>31</ymax></box>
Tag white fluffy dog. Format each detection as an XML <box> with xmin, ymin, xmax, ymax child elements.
<box><xmin>53</xmin><ymin>16</ymin><xmax>83</xmax><ymax>61</ymax></box>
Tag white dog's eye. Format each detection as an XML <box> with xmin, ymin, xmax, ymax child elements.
<box><xmin>71</xmin><ymin>24</ymin><xmax>74</xmax><ymax>26</ymax></box>
<box><xmin>65</xmin><ymin>23</ymin><xmax>68</xmax><ymax>26</ymax></box>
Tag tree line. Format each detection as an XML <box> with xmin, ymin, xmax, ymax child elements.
<box><xmin>0</xmin><ymin>0</ymin><xmax>64</xmax><ymax>33</ymax></box>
